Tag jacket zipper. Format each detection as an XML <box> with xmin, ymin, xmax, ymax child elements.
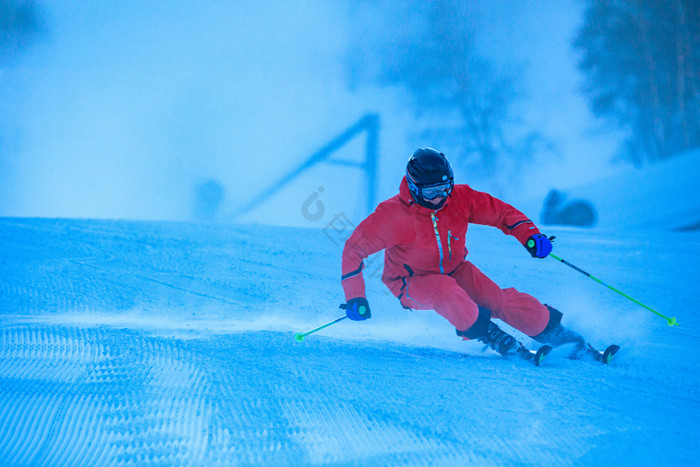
<box><xmin>430</xmin><ymin>213</ymin><xmax>445</xmax><ymax>273</ymax></box>
<box><xmin>448</xmin><ymin>230</ymin><xmax>459</xmax><ymax>261</ymax></box>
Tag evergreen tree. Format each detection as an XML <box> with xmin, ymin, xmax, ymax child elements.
<box><xmin>1</xmin><ymin>0</ymin><xmax>40</xmax><ymax>65</ymax></box>
<box><xmin>575</xmin><ymin>0</ymin><xmax>699</xmax><ymax>165</ymax></box>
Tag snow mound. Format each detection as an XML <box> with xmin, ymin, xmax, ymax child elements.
<box><xmin>534</xmin><ymin>148</ymin><xmax>700</xmax><ymax>232</ymax></box>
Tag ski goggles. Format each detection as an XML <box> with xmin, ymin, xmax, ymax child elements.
<box><xmin>408</xmin><ymin>178</ymin><xmax>453</xmax><ymax>200</ymax></box>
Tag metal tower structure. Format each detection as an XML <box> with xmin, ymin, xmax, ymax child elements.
<box><xmin>232</xmin><ymin>113</ymin><xmax>379</xmax><ymax>220</ymax></box>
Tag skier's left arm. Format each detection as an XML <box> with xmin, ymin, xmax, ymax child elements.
<box><xmin>466</xmin><ymin>188</ymin><xmax>552</xmax><ymax>258</ymax></box>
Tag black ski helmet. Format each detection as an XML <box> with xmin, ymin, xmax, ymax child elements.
<box><xmin>406</xmin><ymin>148</ymin><xmax>454</xmax><ymax>209</ymax></box>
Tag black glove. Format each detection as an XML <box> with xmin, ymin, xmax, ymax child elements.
<box><xmin>340</xmin><ymin>297</ymin><xmax>371</xmax><ymax>321</ymax></box>
<box><xmin>525</xmin><ymin>234</ymin><xmax>553</xmax><ymax>258</ymax></box>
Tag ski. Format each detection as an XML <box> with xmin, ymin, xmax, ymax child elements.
<box><xmin>535</xmin><ymin>342</ymin><xmax>621</xmax><ymax>366</ymax></box>
<box><xmin>515</xmin><ymin>344</ymin><xmax>552</xmax><ymax>367</ymax></box>
<box><xmin>557</xmin><ymin>343</ymin><xmax>621</xmax><ymax>364</ymax></box>
<box><xmin>584</xmin><ymin>344</ymin><xmax>621</xmax><ymax>365</ymax></box>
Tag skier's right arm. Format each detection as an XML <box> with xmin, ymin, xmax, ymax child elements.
<box><xmin>341</xmin><ymin>202</ymin><xmax>409</xmax><ymax>304</ymax></box>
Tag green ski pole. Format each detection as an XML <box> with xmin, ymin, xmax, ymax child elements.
<box><xmin>548</xmin><ymin>252</ymin><xmax>679</xmax><ymax>327</ymax></box>
<box><xmin>294</xmin><ymin>315</ymin><xmax>347</xmax><ymax>342</ymax></box>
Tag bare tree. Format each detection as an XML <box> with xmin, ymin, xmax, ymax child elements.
<box><xmin>346</xmin><ymin>1</ymin><xmax>552</xmax><ymax>193</ymax></box>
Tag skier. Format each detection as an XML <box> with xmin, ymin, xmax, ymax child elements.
<box><xmin>340</xmin><ymin>147</ymin><xmax>590</xmax><ymax>363</ymax></box>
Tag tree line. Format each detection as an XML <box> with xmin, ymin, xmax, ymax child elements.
<box><xmin>347</xmin><ymin>0</ymin><xmax>699</xmax><ymax>170</ymax></box>
<box><xmin>575</xmin><ymin>0</ymin><xmax>699</xmax><ymax>165</ymax></box>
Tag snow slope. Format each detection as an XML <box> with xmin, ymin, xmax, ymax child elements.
<box><xmin>1</xmin><ymin>216</ymin><xmax>699</xmax><ymax>465</ymax></box>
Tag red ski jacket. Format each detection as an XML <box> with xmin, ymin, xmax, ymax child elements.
<box><xmin>341</xmin><ymin>177</ymin><xmax>541</xmax><ymax>301</ymax></box>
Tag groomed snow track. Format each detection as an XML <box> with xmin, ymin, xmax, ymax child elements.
<box><xmin>1</xmin><ymin>217</ymin><xmax>699</xmax><ymax>465</ymax></box>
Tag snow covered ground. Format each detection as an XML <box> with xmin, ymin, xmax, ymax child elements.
<box><xmin>1</xmin><ymin>216</ymin><xmax>699</xmax><ymax>465</ymax></box>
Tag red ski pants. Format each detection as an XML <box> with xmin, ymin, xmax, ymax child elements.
<box><xmin>398</xmin><ymin>261</ymin><xmax>549</xmax><ymax>337</ymax></box>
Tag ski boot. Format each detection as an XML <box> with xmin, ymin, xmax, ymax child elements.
<box><xmin>478</xmin><ymin>321</ymin><xmax>551</xmax><ymax>366</ymax></box>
